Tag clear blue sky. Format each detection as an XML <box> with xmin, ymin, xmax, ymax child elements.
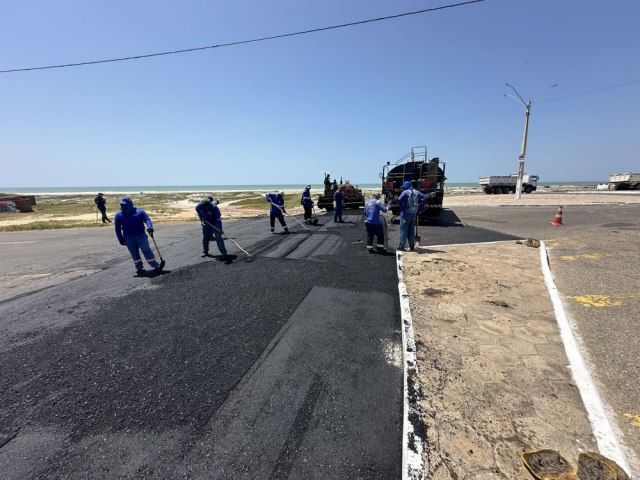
<box><xmin>1</xmin><ymin>0</ymin><xmax>638</xmax><ymax>186</ymax></box>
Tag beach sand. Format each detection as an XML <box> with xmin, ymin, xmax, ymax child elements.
<box><xmin>1</xmin><ymin>189</ymin><xmax>639</xmax><ymax>230</ymax></box>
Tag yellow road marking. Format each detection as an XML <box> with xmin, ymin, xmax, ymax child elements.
<box><xmin>624</xmin><ymin>413</ymin><xmax>640</xmax><ymax>428</ymax></box>
<box><xmin>560</xmin><ymin>252</ymin><xmax>605</xmax><ymax>261</ymax></box>
<box><xmin>567</xmin><ymin>294</ymin><xmax>623</xmax><ymax>307</ymax></box>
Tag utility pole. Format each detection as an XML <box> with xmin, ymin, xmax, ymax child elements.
<box><xmin>505</xmin><ymin>83</ymin><xmax>558</xmax><ymax>199</ymax></box>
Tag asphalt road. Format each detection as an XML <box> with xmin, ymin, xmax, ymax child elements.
<box><xmin>1</xmin><ymin>203</ymin><xmax>638</xmax><ymax>478</ymax></box>
<box><xmin>0</xmin><ymin>212</ymin><xmax>402</xmax><ymax>479</ymax></box>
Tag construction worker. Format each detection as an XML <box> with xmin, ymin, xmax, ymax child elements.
<box><xmin>195</xmin><ymin>197</ymin><xmax>227</xmax><ymax>258</ymax></box>
<box><xmin>114</xmin><ymin>197</ymin><xmax>164</xmax><ymax>275</ymax></box>
<box><xmin>264</xmin><ymin>191</ymin><xmax>289</xmax><ymax>234</ymax></box>
<box><xmin>301</xmin><ymin>185</ymin><xmax>314</xmax><ymax>223</ymax></box>
<box><xmin>333</xmin><ymin>186</ymin><xmax>345</xmax><ymax>223</ymax></box>
<box><xmin>364</xmin><ymin>193</ymin><xmax>389</xmax><ymax>254</ymax></box>
<box><xmin>94</xmin><ymin>193</ymin><xmax>111</xmax><ymax>223</ymax></box>
<box><xmin>397</xmin><ymin>181</ymin><xmax>427</xmax><ymax>251</ymax></box>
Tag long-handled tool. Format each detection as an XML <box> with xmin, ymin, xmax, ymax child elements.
<box><xmin>415</xmin><ymin>213</ymin><xmax>421</xmax><ymax>247</ymax></box>
<box><xmin>149</xmin><ymin>234</ymin><xmax>166</xmax><ymax>271</ymax></box>
<box><xmin>273</xmin><ymin>203</ymin><xmax>310</xmax><ymax>231</ymax></box>
<box><xmin>204</xmin><ymin>220</ymin><xmax>251</xmax><ymax>257</ymax></box>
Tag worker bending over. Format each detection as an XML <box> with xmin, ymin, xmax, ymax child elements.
<box><xmin>264</xmin><ymin>192</ymin><xmax>289</xmax><ymax>234</ymax></box>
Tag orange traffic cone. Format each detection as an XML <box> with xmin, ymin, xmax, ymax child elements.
<box><xmin>550</xmin><ymin>206</ymin><xmax>564</xmax><ymax>226</ymax></box>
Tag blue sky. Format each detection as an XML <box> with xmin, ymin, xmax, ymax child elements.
<box><xmin>1</xmin><ymin>0</ymin><xmax>638</xmax><ymax>186</ymax></box>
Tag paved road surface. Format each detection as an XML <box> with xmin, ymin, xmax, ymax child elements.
<box><xmin>0</xmin><ymin>212</ymin><xmax>402</xmax><ymax>479</ymax></box>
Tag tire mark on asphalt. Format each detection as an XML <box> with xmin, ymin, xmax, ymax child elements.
<box><xmin>268</xmin><ymin>374</ymin><xmax>324</xmax><ymax>480</ymax></box>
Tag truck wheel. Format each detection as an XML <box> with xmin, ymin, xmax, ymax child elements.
<box><xmin>502</xmin><ymin>187</ymin><xmax>510</xmax><ymax>194</ymax></box>
<box><xmin>635</xmin><ymin>184</ymin><xmax>640</xmax><ymax>190</ymax></box>
<box><xmin>484</xmin><ymin>186</ymin><xmax>493</xmax><ymax>194</ymax></box>
<box><xmin>493</xmin><ymin>187</ymin><xmax>501</xmax><ymax>194</ymax></box>
<box><xmin>524</xmin><ymin>185</ymin><xmax>533</xmax><ymax>194</ymax></box>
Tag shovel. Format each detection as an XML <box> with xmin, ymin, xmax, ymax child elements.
<box><xmin>149</xmin><ymin>234</ymin><xmax>166</xmax><ymax>271</ymax></box>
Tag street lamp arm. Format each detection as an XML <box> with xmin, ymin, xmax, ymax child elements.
<box><xmin>504</xmin><ymin>93</ymin><xmax>527</xmax><ymax>108</ymax></box>
<box><xmin>533</xmin><ymin>83</ymin><xmax>559</xmax><ymax>104</ymax></box>
<box><xmin>505</xmin><ymin>83</ymin><xmax>527</xmax><ymax>106</ymax></box>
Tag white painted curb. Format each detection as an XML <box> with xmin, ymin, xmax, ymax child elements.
<box><xmin>396</xmin><ymin>251</ymin><xmax>425</xmax><ymax>480</ymax></box>
<box><xmin>540</xmin><ymin>241</ymin><xmax>631</xmax><ymax>475</ymax></box>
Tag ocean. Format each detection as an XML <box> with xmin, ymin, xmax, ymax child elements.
<box><xmin>0</xmin><ymin>182</ymin><xmax>601</xmax><ymax>195</ymax></box>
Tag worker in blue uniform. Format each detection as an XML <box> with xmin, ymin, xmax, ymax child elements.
<box><xmin>114</xmin><ymin>197</ymin><xmax>164</xmax><ymax>274</ymax></box>
<box><xmin>300</xmin><ymin>185</ymin><xmax>314</xmax><ymax>223</ymax></box>
<box><xmin>94</xmin><ymin>193</ymin><xmax>111</xmax><ymax>223</ymax></box>
<box><xmin>364</xmin><ymin>192</ymin><xmax>389</xmax><ymax>254</ymax></box>
<box><xmin>333</xmin><ymin>187</ymin><xmax>345</xmax><ymax>223</ymax></box>
<box><xmin>264</xmin><ymin>191</ymin><xmax>289</xmax><ymax>234</ymax></box>
<box><xmin>195</xmin><ymin>197</ymin><xmax>227</xmax><ymax>258</ymax></box>
<box><xmin>397</xmin><ymin>181</ymin><xmax>427</xmax><ymax>251</ymax></box>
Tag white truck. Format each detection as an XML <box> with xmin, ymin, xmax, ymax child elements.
<box><xmin>608</xmin><ymin>172</ymin><xmax>640</xmax><ymax>190</ymax></box>
<box><xmin>479</xmin><ymin>174</ymin><xmax>539</xmax><ymax>194</ymax></box>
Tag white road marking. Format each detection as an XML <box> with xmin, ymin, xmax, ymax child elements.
<box><xmin>0</xmin><ymin>241</ymin><xmax>39</xmax><ymax>245</ymax></box>
<box><xmin>540</xmin><ymin>241</ymin><xmax>631</xmax><ymax>475</ymax></box>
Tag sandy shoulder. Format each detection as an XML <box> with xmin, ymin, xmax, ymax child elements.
<box><xmin>402</xmin><ymin>242</ymin><xmax>597</xmax><ymax>478</ymax></box>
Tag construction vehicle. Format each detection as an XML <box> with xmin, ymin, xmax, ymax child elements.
<box><xmin>316</xmin><ymin>173</ymin><xmax>365</xmax><ymax>211</ymax></box>
<box><xmin>608</xmin><ymin>172</ymin><xmax>640</xmax><ymax>190</ymax></box>
<box><xmin>479</xmin><ymin>174</ymin><xmax>539</xmax><ymax>194</ymax></box>
<box><xmin>381</xmin><ymin>146</ymin><xmax>446</xmax><ymax>217</ymax></box>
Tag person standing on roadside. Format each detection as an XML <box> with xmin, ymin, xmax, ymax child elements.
<box><xmin>114</xmin><ymin>197</ymin><xmax>164</xmax><ymax>274</ymax></box>
<box><xmin>397</xmin><ymin>181</ymin><xmax>427</xmax><ymax>251</ymax></box>
<box><xmin>264</xmin><ymin>191</ymin><xmax>289</xmax><ymax>234</ymax></box>
<box><xmin>94</xmin><ymin>193</ymin><xmax>111</xmax><ymax>223</ymax></box>
<box><xmin>364</xmin><ymin>192</ymin><xmax>389</xmax><ymax>254</ymax></box>
<box><xmin>301</xmin><ymin>185</ymin><xmax>314</xmax><ymax>223</ymax></box>
<box><xmin>333</xmin><ymin>186</ymin><xmax>345</xmax><ymax>223</ymax></box>
<box><xmin>195</xmin><ymin>197</ymin><xmax>228</xmax><ymax>258</ymax></box>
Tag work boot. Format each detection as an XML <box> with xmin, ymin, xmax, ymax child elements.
<box><xmin>271</xmin><ymin>228</ymin><xmax>275</xmax><ymax>234</ymax></box>
<box><xmin>202</xmin><ymin>250</ymin><xmax>209</xmax><ymax>257</ymax></box>
<box><xmin>136</xmin><ymin>269</ymin><xmax>145</xmax><ymax>276</ymax></box>
<box><xmin>284</xmin><ymin>228</ymin><xmax>290</xmax><ymax>234</ymax></box>
<box><xmin>367</xmin><ymin>249</ymin><xmax>376</xmax><ymax>254</ymax></box>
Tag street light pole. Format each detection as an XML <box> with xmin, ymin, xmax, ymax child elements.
<box><xmin>505</xmin><ymin>83</ymin><xmax>558</xmax><ymax>199</ymax></box>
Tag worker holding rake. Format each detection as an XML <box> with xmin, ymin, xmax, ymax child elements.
<box><xmin>114</xmin><ymin>197</ymin><xmax>164</xmax><ymax>275</ymax></box>
<box><xmin>264</xmin><ymin>191</ymin><xmax>289</xmax><ymax>234</ymax></box>
<box><xmin>195</xmin><ymin>197</ymin><xmax>228</xmax><ymax>258</ymax></box>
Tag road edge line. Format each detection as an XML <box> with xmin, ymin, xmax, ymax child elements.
<box><xmin>539</xmin><ymin>241</ymin><xmax>631</xmax><ymax>475</ymax></box>
<box><xmin>396</xmin><ymin>251</ymin><xmax>425</xmax><ymax>480</ymax></box>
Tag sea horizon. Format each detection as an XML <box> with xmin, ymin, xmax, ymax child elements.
<box><xmin>0</xmin><ymin>181</ymin><xmax>603</xmax><ymax>196</ymax></box>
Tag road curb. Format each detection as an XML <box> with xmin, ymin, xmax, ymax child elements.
<box><xmin>396</xmin><ymin>251</ymin><xmax>425</xmax><ymax>480</ymax></box>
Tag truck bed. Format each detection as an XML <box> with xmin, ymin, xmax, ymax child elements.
<box><xmin>609</xmin><ymin>173</ymin><xmax>640</xmax><ymax>183</ymax></box>
<box><xmin>478</xmin><ymin>176</ymin><xmax>517</xmax><ymax>186</ymax></box>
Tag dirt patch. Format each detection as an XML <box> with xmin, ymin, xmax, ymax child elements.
<box><xmin>402</xmin><ymin>242</ymin><xmax>598</xmax><ymax>478</ymax></box>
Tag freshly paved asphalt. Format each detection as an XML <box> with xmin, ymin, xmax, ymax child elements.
<box><xmin>1</xmin><ymin>202</ymin><xmax>638</xmax><ymax>478</ymax></box>
<box><xmin>0</xmin><ymin>212</ymin><xmax>402</xmax><ymax>479</ymax></box>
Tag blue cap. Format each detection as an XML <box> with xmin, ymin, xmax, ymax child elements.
<box><xmin>402</xmin><ymin>181</ymin><xmax>412</xmax><ymax>190</ymax></box>
<box><xmin>119</xmin><ymin>197</ymin><xmax>133</xmax><ymax>206</ymax></box>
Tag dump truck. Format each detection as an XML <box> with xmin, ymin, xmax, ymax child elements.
<box><xmin>316</xmin><ymin>173</ymin><xmax>365</xmax><ymax>211</ymax></box>
<box><xmin>479</xmin><ymin>174</ymin><xmax>539</xmax><ymax>194</ymax></box>
<box><xmin>608</xmin><ymin>172</ymin><xmax>640</xmax><ymax>190</ymax></box>
<box><xmin>381</xmin><ymin>146</ymin><xmax>446</xmax><ymax>217</ymax></box>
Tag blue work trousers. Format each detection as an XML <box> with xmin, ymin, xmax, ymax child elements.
<box><xmin>333</xmin><ymin>205</ymin><xmax>343</xmax><ymax>222</ymax></box>
<box><xmin>202</xmin><ymin>224</ymin><xmax>227</xmax><ymax>255</ymax></box>
<box><xmin>399</xmin><ymin>216</ymin><xmax>416</xmax><ymax>250</ymax></box>
<box><xmin>125</xmin><ymin>234</ymin><xmax>159</xmax><ymax>271</ymax></box>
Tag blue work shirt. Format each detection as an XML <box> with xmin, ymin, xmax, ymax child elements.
<box><xmin>364</xmin><ymin>198</ymin><xmax>388</xmax><ymax>225</ymax></box>
<box><xmin>265</xmin><ymin>193</ymin><xmax>285</xmax><ymax>215</ymax></box>
<box><xmin>195</xmin><ymin>201</ymin><xmax>223</xmax><ymax>230</ymax></box>
<box><xmin>301</xmin><ymin>189</ymin><xmax>313</xmax><ymax>206</ymax></box>
<box><xmin>114</xmin><ymin>206</ymin><xmax>153</xmax><ymax>242</ymax></box>
<box><xmin>397</xmin><ymin>188</ymin><xmax>427</xmax><ymax>218</ymax></box>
